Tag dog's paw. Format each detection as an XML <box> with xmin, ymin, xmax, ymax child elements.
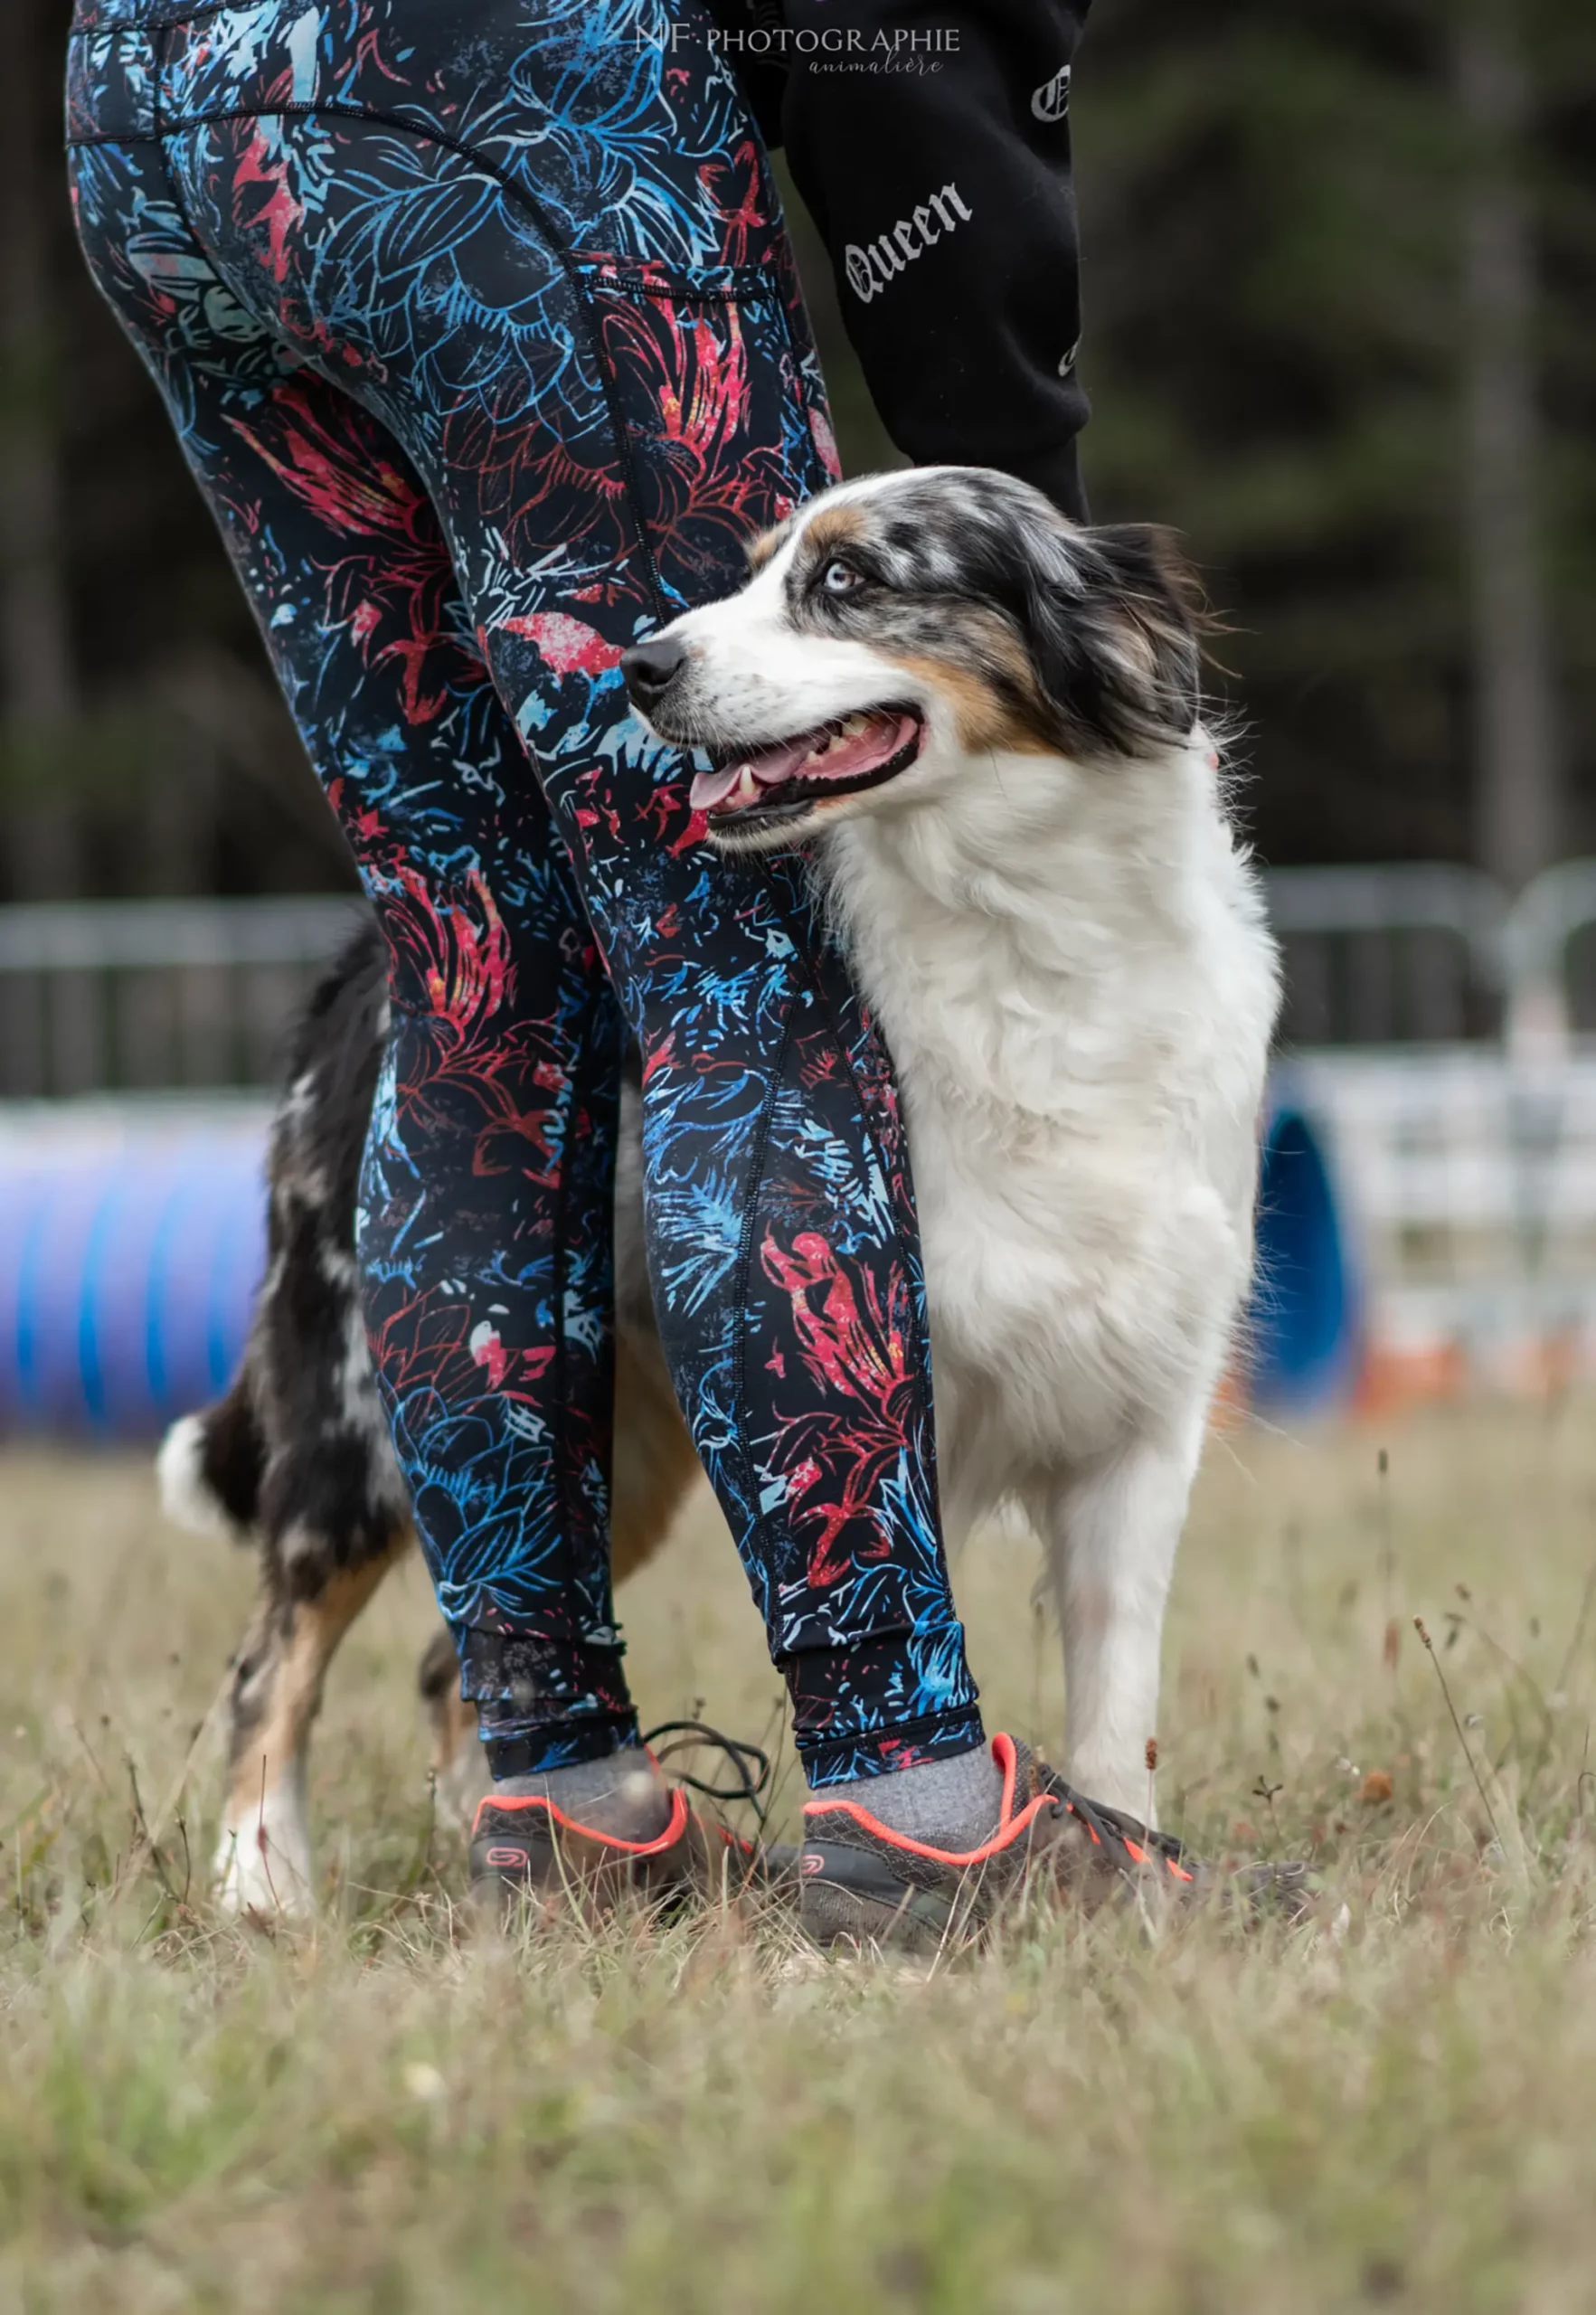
<box><xmin>213</xmin><ymin>1782</ymin><xmax>316</xmax><ymax>1918</ymax></box>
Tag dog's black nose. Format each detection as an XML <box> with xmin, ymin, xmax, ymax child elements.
<box><xmin>620</xmin><ymin>633</ymin><xmax>688</xmax><ymax>709</ymax></box>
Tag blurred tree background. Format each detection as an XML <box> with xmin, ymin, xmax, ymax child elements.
<box><xmin>3</xmin><ymin>0</ymin><xmax>1593</xmax><ymax>902</ymax></box>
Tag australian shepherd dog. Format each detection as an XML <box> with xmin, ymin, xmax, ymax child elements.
<box><xmin>159</xmin><ymin>468</ymin><xmax>1280</xmax><ymax>1913</ymax></box>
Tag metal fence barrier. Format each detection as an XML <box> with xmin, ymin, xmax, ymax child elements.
<box><xmin>5</xmin><ymin>873</ymin><xmax>1596</xmax><ymax>1433</ymax></box>
<box><xmin>1268</xmin><ymin>865</ymin><xmax>1507</xmax><ymax>1047</ymax></box>
<box><xmin>0</xmin><ymin>897</ymin><xmax>364</xmax><ymax>1097</ymax></box>
<box><xmin>2</xmin><ymin>868</ymin><xmax>1596</xmax><ymax>1100</ymax></box>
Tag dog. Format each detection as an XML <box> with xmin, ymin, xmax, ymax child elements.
<box><xmin>160</xmin><ymin>466</ymin><xmax>1280</xmax><ymax>1913</ymax></box>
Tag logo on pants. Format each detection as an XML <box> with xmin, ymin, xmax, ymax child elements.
<box><xmin>1032</xmin><ymin>62</ymin><xmax>1072</xmax><ymax>123</ymax></box>
<box><xmin>844</xmin><ymin>183</ymin><xmax>972</xmax><ymax>304</ymax></box>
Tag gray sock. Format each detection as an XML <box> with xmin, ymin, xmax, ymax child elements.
<box><xmin>823</xmin><ymin>1743</ymin><xmax>1006</xmax><ymax>1853</ymax></box>
<box><xmin>493</xmin><ymin>1745</ymin><xmax>672</xmax><ymax>1839</ymax></box>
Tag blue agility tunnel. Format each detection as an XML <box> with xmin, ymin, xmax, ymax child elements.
<box><xmin>0</xmin><ymin>1107</ymin><xmax>269</xmax><ymax>1440</ymax></box>
<box><xmin>0</xmin><ymin>1091</ymin><xmax>1359</xmax><ymax>1441</ymax></box>
<box><xmin>1247</xmin><ymin>1098</ymin><xmax>1360</xmax><ymax>1409</ymax></box>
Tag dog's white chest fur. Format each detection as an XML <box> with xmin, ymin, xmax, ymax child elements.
<box><xmin>821</xmin><ymin>732</ymin><xmax>1278</xmax><ymax>1537</ymax></box>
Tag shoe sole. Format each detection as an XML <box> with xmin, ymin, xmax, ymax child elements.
<box><xmin>798</xmin><ymin>1843</ymin><xmax>961</xmax><ymax>1953</ymax></box>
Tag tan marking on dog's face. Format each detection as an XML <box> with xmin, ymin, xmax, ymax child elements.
<box><xmin>745</xmin><ymin>519</ymin><xmax>793</xmax><ymax>573</ymax></box>
<box><xmin>796</xmin><ymin>503</ymin><xmax>869</xmax><ymax>570</ymax></box>
<box><xmin>879</xmin><ymin>631</ymin><xmax>1058</xmax><ymax>757</ymax></box>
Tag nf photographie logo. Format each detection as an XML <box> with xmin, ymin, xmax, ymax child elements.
<box><xmin>1031</xmin><ymin>62</ymin><xmax>1072</xmax><ymax>123</ymax></box>
<box><xmin>637</xmin><ymin>20</ymin><xmax>961</xmax><ymax>67</ymax></box>
<box><xmin>845</xmin><ymin>183</ymin><xmax>971</xmax><ymax>304</ymax></box>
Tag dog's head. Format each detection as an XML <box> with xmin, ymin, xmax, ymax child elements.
<box><xmin>620</xmin><ymin>468</ymin><xmax>1205</xmax><ymax>851</ymax></box>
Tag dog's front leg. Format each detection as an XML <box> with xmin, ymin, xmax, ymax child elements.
<box><xmin>215</xmin><ymin>1539</ymin><xmax>407</xmax><ymax>1916</ymax></box>
<box><xmin>1044</xmin><ymin>1421</ymin><xmax>1204</xmax><ymax>1826</ymax></box>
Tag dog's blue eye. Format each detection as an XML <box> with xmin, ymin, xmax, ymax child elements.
<box><xmin>820</xmin><ymin>558</ymin><xmax>864</xmax><ymax>597</ymax></box>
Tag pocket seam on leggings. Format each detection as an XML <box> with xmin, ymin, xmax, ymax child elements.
<box><xmin>730</xmin><ymin>984</ymin><xmax>794</xmax><ymax>1586</ymax></box>
<box><xmin>118</xmin><ymin>98</ymin><xmax>673</xmax><ymax>619</ymax></box>
<box><xmin>582</xmin><ymin>267</ymin><xmax>785</xmax><ymax>310</ymax></box>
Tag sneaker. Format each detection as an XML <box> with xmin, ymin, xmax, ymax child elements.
<box><xmin>468</xmin><ymin>1721</ymin><xmax>773</xmax><ymax>1920</ymax></box>
<box><xmin>798</xmin><ymin>1731</ymin><xmax>1204</xmax><ymax>1951</ymax></box>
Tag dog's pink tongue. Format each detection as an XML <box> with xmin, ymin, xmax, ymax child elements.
<box><xmin>689</xmin><ymin>733</ymin><xmax>816</xmax><ymax>811</ymax></box>
<box><xmin>689</xmin><ymin>761</ymin><xmax>745</xmax><ymax>811</ymax></box>
<box><xmin>689</xmin><ymin>713</ymin><xmax>919</xmax><ymax>813</ymax></box>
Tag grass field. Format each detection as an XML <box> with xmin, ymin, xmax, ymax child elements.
<box><xmin>2</xmin><ymin>1398</ymin><xmax>1594</xmax><ymax>2312</ymax></box>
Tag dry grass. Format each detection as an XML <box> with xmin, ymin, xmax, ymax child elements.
<box><xmin>2</xmin><ymin>1399</ymin><xmax>1594</xmax><ymax>2311</ymax></box>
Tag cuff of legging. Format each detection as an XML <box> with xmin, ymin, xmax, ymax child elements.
<box><xmin>482</xmin><ymin>1713</ymin><xmax>641</xmax><ymax>1780</ymax></box>
<box><xmin>797</xmin><ymin>1706</ymin><xmax>987</xmax><ymax>1791</ymax></box>
<box><xmin>459</xmin><ymin>1624</ymin><xmax>632</xmax><ymax>1712</ymax></box>
<box><xmin>458</xmin><ymin>1624</ymin><xmax>637</xmax><ymax>1778</ymax></box>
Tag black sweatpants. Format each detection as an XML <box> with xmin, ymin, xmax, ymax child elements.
<box><xmin>711</xmin><ymin>0</ymin><xmax>1093</xmax><ymax>519</ymax></box>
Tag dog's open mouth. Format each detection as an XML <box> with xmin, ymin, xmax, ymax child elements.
<box><xmin>689</xmin><ymin>706</ymin><xmax>925</xmax><ymax>823</ymax></box>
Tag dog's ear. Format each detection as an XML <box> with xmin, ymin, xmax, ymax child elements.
<box><xmin>1019</xmin><ymin>521</ymin><xmax>1205</xmax><ymax>760</ymax></box>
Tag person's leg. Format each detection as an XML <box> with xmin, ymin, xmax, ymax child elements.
<box><xmin>67</xmin><ymin>136</ymin><xmax>643</xmax><ymax>1807</ymax></box>
<box><xmin>141</xmin><ymin>0</ymin><xmax>986</xmax><ymax>1791</ymax></box>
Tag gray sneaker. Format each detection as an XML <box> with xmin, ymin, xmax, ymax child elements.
<box><xmin>798</xmin><ymin>1733</ymin><xmax>1261</xmax><ymax>1952</ymax></box>
<box><xmin>469</xmin><ymin>1720</ymin><xmax>774</xmax><ymax>1920</ymax></box>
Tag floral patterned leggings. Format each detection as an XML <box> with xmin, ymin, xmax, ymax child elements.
<box><xmin>67</xmin><ymin>0</ymin><xmax>984</xmax><ymax>1783</ymax></box>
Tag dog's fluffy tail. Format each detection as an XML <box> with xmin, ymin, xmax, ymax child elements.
<box><xmin>157</xmin><ymin>1379</ymin><xmax>265</xmax><ymax>1541</ymax></box>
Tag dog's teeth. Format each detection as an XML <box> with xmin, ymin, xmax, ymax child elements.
<box><xmin>735</xmin><ymin>765</ymin><xmax>760</xmax><ymax>803</ymax></box>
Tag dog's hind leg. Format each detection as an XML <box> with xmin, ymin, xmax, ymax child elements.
<box><xmin>216</xmin><ymin>1535</ymin><xmax>409</xmax><ymax>1916</ymax></box>
<box><xmin>209</xmin><ymin>921</ymin><xmax>421</xmax><ymax>1913</ymax></box>
<box><xmin>417</xmin><ymin>1624</ymin><xmax>485</xmax><ymax>1829</ymax></box>
<box><xmin>1043</xmin><ymin>1415</ymin><xmax>1206</xmax><ymax>1827</ymax></box>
